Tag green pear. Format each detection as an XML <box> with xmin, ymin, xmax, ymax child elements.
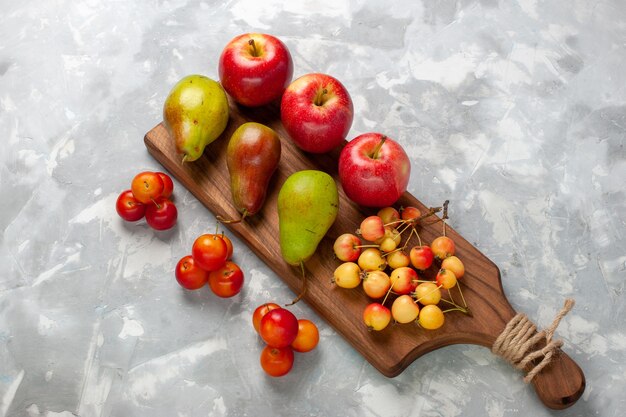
<box><xmin>163</xmin><ymin>74</ymin><xmax>229</xmax><ymax>162</ymax></box>
<box><xmin>278</xmin><ymin>170</ymin><xmax>339</xmax><ymax>266</ymax></box>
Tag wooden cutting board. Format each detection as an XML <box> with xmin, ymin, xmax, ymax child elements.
<box><xmin>144</xmin><ymin>100</ymin><xmax>584</xmax><ymax>410</ymax></box>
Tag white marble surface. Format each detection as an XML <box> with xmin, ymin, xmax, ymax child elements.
<box><xmin>1</xmin><ymin>1</ymin><xmax>625</xmax><ymax>416</ymax></box>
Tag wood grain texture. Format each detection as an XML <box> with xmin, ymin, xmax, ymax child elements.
<box><xmin>144</xmin><ymin>100</ymin><xmax>584</xmax><ymax>409</ymax></box>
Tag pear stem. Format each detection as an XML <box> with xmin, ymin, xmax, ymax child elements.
<box><xmin>248</xmin><ymin>39</ymin><xmax>258</xmax><ymax>57</ymax></box>
<box><xmin>217</xmin><ymin>209</ymin><xmax>248</xmax><ymax>225</ymax></box>
<box><xmin>286</xmin><ymin>262</ymin><xmax>307</xmax><ymax>306</ymax></box>
<box><xmin>314</xmin><ymin>88</ymin><xmax>328</xmax><ymax>106</ymax></box>
<box><xmin>371</xmin><ymin>135</ymin><xmax>387</xmax><ymax>159</ymax></box>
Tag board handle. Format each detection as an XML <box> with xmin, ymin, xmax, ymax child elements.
<box><xmin>530</xmin><ymin>348</ymin><xmax>585</xmax><ymax>410</ymax></box>
<box><xmin>492</xmin><ymin>299</ymin><xmax>585</xmax><ymax>410</ymax></box>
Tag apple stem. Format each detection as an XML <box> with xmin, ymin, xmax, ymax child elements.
<box><xmin>248</xmin><ymin>39</ymin><xmax>258</xmax><ymax>57</ymax></box>
<box><xmin>371</xmin><ymin>135</ymin><xmax>387</xmax><ymax>159</ymax></box>
<box><xmin>314</xmin><ymin>88</ymin><xmax>328</xmax><ymax>106</ymax></box>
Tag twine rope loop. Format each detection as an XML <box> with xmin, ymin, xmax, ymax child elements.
<box><xmin>492</xmin><ymin>299</ymin><xmax>574</xmax><ymax>383</ymax></box>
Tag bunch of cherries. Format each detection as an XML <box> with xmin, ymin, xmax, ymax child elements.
<box><xmin>252</xmin><ymin>303</ymin><xmax>319</xmax><ymax>377</ymax></box>
<box><xmin>175</xmin><ymin>232</ymin><xmax>244</xmax><ymax>298</ymax></box>
<box><xmin>115</xmin><ymin>171</ymin><xmax>178</xmax><ymax>230</ymax></box>
<box><xmin>332</xmin><ymin>202</ymin><xmax>469</xmax><ymax>331</ymax></box>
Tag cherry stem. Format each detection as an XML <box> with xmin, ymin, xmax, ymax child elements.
<box><xmin>405</xmin><ymin>206</ymin><xmax>444</xmax><ymax>228</ymax></box>
<box><xmin>314</xmin><ymin>88</ymin><xmax>328</xmax><ymax>106</ymax></box>
<box><xmin>442</xmin><ymin>307</ymin><xmax>468</xmax><ymax>314</ymax></box>
<box><xmin>248</xmin><ymin>39</ymin><xmax>258</xmax><ymax>56</ymax></box>
<box><xmin>457</xmin><ymin>280</ymin><xmax>468</xmax><ymax>309</ymax></box>
<box><xmin>420</xmin><ymin>206</ymin><xmax>443</xmax><ymax>221</ymax></box>
<box><xmin>442</xmin><ymin>200</ymin><xmax>449</xmax><ymax>237</ymax></box>
<box><xmin>448</xmin><ymin>285</ymin><xmax>456</xmax><ymax>306</ymax></box>
<box><xmin>397</xmin><ymin>222</ymin><xmax>412</xmax><ymax>236</ymax></box>
<box><xmin>402</xmin><ymin>228</ymin><xmax>417</xmax><ymax>251</ymax></box>
<box><xmin>440</xmin><ymin>298</ymin><xmax>472</xmax><ymax>316</ymax></box>
<box><xmin>371</xmin><ymin>135</ymin><xmax>387</xmax><ymax>159</ymax></box>
<box><xmin>381</xmin><ymin>248</ymin><xmax>400</xmax><ymax>258</ymax></box>
<box><xmin>383</xmin><ymin>219</ymin><xmax>405</xmax><ymax>227</ymax></box>
<box><xmin>354</xmin><ymin>244</ymin><xmax>380</xmax><ymax>249</ymax></box>
<box><xmin>381</xmin><ymin>275</ymin><xmax>396</xmax><ymax>306</ymax></box>
<box><xmin>383</xmin><ymin>206</ymin><xmax>442</xmax><ymax>242</ymax></box>
<box><xmin>286</xmin><ymin>262</ymin><xmax>307</xmax><ymax>306</ymax></box>
<box><xmin>150</xmin><ymin>197</ymin><xmax>161</xmax><ymax>209</ymax></box>
<box><xmin>416</xmin><ymin>230</ymin><xmax>423</xmax><ymax>247</ymax></box>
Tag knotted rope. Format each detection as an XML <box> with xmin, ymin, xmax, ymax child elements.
<box><xmin>492</xmin><ymin>299</ymin><xmax>575</xmax><ymax>383</ymax></box>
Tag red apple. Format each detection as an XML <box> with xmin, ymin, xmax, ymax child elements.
<box><xmin>280</xmin><ymin>73</ymin><xmax>353</xmax><ymax>153</ymax></box>
<box><xmin>338</xmin><ymin>133</ymin><xmax>411</xmax><ymax>207</ymax></box>
<box><xmin>219</xmin><ymin>33</ymin><xmax>293</xmax><ymax>107</ymax></box>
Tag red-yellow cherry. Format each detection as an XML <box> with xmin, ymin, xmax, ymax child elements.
<box><xmin>333</xmin><ymin>262</ymin><xmax>361</xmax><ymax>289</ymax></box>
<box><xmin>436</xmin><ymin>268</ymin><xmax>457</xmax><ymax>289</ymax></box>
<box><xmin>362</xmin><ymin>270</ymin><xmax>391</xmax><ymax>299</ymax></box>
<box><xmin>291</xmin><ymin>319</ymin><xmax>319</xmax><ymax>353</ymax></box>
<box><xmin>391</xmin><ymin>295</ymin><xmax>420</xmax><ymax>324</ymax></box>
<box><xmin>358</xmin><ymin>248</ymin><xmax>386</xmax><ymax>271</ymax></box>
<box><xmin>387</xmin><ymin>250</ymin><xmax>410</xmax><ymax>269</ymax></box>
<box><xmin>413</xmin><ymin>282</ymin><xmax>441</xmax><ymax>305</ymax></box>
<box><xmin>441</xmin><ymin>255</ymin><xmax>465</xmax><ymax>278</ymax></box>
<box><xmin>419</xmin><ymin>305</ymin><xmax>445</xmax><ymax>330</ymax></box>
<box><xmin>363</xmin><ymin>303</ymin><xmax>391</xmax><ymax>331</ymax></box>
<box><xmin>359</xmin><ymin>216</ymin><xmax>385</xmax><ymax>242</ymax></box>
<box><xmin>377</xmin><ymin>206</ymin><xmax>400</xmax><ymax>225</ymax></box>
<box><xmin>390</xmin><ymin>267</ymin><xmax>419</xmax><ymax>295</ymax></box>
<box><xmin>410</xmin><ymin>245</ymin><xmax>434</xmax><ymax>270</ymax></box>
<box><xmin>252</xmin><ymin>302</ymin><xmax>281</xmax><ymax>333</ymax></box>
<box><xmin>131</xmin><ymin>171</ymin><xmax>164</xmax><ymax>204</ymax></box>
<box><xmin>376</xmin><ymin>227</ymin><xmax>401</xmax><ymax>249</ymax></box>
<box><xmin>333</xmin><ymin>233</ymin><xmax>362</xmax><ymax>262</ymax></box>
<box><xmin>401</xmin><ymin>206</ymin><xmax>421</xmax><ymax>222</ymax></box>
<box><xmin>431</xmin><ymin>236</ymin><xmax>455</xmax><ymax>259</ymax></box>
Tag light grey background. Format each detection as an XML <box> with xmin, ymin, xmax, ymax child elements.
<box><xmin>1</xmin><ymin>1</ymin><xmax>625</xmax><ymax>416</ymax></box>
